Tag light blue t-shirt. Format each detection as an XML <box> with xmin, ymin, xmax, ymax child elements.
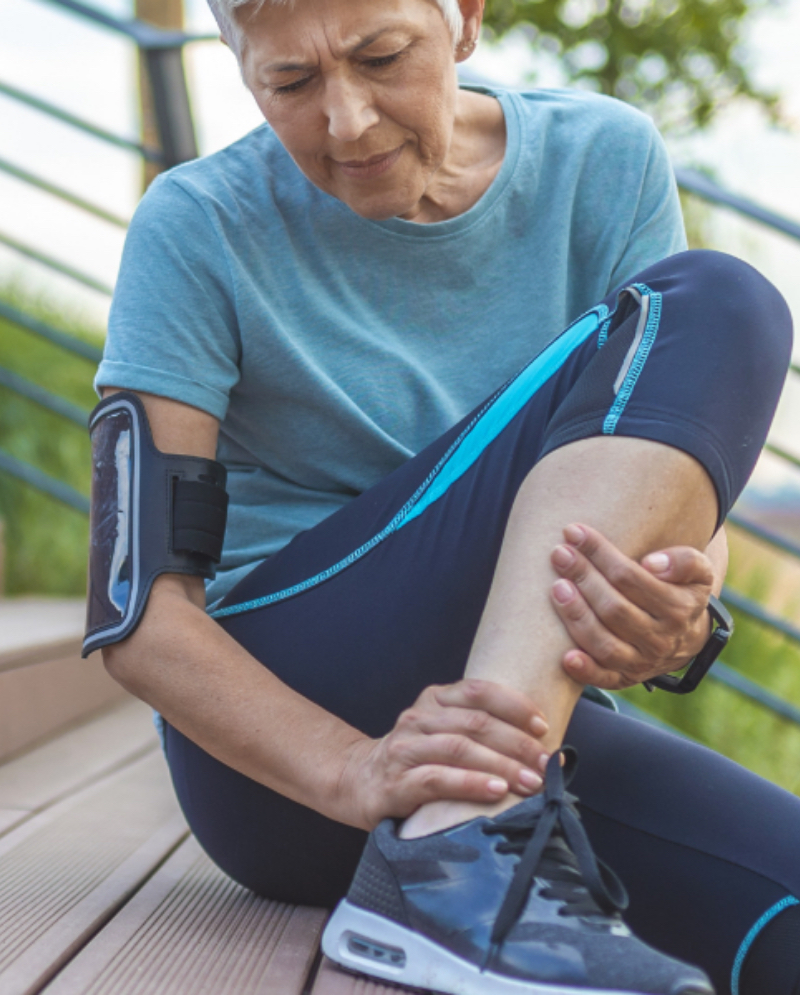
<box><xmin>98</xmin><ymin>87</ymin><xmax>686</xmax><ymax>605</ymax></box>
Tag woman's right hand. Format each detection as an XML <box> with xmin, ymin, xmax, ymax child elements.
<box><xmin>337</xmin><ymin>679</ymin><xmax>549</xmax><ymax>831</ymax></box>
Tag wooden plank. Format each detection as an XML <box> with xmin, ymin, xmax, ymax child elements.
<box><xmin>0</xmin><ymin>652</ymin><xmax>128</xmax><ymax>762</ymax></box>
<box><xmin>44</xmin><ymin>836</ymin><xmax>327</xmax><ymax>995</ymax></box>
<box><xmin>310</xmin><ymin>957</ymin><xmax>419</xmax><ymax>995</ymax></box>
<box><xmin>0</xmin><ymin>751</ymin><xmax>187</xmax><ymax>995</ymax></box>
<box><xmin>0</xmin><ymin>700</ymin><xmax>157</xmax><ymax>815</ymax></box>
<box><xmin>0</xmin><ymin>599</ymin><xmax>84</xmax><ymax>672</ymax></box>
<box><xmin>0</xmin><ymin>809</ymin><xmax>27</xmax><ymax>835</ymax></box>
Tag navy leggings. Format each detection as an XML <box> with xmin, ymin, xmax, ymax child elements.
<box><xmin>164</xmin><ymin>251</ymin><xmax>797</xmax><ymax>995</ymax></box>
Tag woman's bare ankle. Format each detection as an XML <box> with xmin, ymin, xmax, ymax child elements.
<box><xmin>398</xmin><ymin>793</ymin><xmax>528</xmax><ymax>840</ymax></box>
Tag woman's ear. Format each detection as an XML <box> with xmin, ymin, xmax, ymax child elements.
<box><xmin>455</xmin><ymin>0</ymin><xmax>486</xmax><ymax>60</ymax></box>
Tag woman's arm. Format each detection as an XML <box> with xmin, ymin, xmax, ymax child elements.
<box><xmin>100</xmin><ymin>390</ymin><xmax>550</xmax><ymax>829</ymax></box>
<box><xmin>99</xmin><ymin>390</ymin><xmax>362</xmax><ymax>814</ymax></box>
<box><xmin>105</xmin><ymin>571</ymin><xmax>370</xmax><ymax>812</ymax></box>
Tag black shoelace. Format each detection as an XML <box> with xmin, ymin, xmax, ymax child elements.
<box><xmin>482</xmin><ymin>747</ymin><xmax>629</xmax><ymax>961</ymax></box>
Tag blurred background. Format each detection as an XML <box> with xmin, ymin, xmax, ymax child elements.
<box><xmin>0</xmin><ymin>0</ymin><xmax>799</xmax><ymax>782</ymax></box>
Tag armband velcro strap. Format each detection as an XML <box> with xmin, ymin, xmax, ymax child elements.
<box><xmin>172</xmin><ymin>479</ymin><xmax>228</xmax><ymax>561</ymax></box>
<box><xmin>83</xmin><ymin>391</ymin><xmax>229</xmax><ymax>657</ymax></box>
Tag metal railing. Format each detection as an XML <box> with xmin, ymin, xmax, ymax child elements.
<box><xmin>0</xmin><ymin>0</ymin><xmax>208</xmax><ymax>511</ymax></box>
<box><xmin>1</xmin><ymin>5</ymin><xmax>799</xmax><ymax>733</ymax></box>
<box><xmin>40</xmin><ymin>0</ymin><xmax>214</xmax><ymax>166</ymax></box>
<box><xmin>0</xmin><ymin>0</ymin><xmax>211</xmax><ymax>300</ymax></box>
<box><xmin>0</xmin><ymin>300</ymin><xmax>102</xmax><ymax>362</ymax></box>
<box><xmin>675</xmin><ymin>167</ymin><xmax>800</xmax><ymax>243</ymax></box>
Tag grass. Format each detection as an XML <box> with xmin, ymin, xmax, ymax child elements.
<box><xmin>2</xmin><ymin>281</ymin><xmax>800</xmax><ymax>794</ymax></box>
<box><xmin>0</xmin><ymin>280</ymin><xmax>101</xmax><ymax>596</ymax></box>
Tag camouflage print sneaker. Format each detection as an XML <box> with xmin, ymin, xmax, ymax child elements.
<box><xmin>323</xmin><ymin>749</ymin><xmax>714</xmax><ymax>995</ymax></box>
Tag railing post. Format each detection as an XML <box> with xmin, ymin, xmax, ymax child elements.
<box><xmin>142</xmin><ymin>46</ymin><xmax>198</xmax><ymax>170</ymax></box>
<box><xmin>135</xmin><ymin>0</ymin><xmax>198</xmax><ymax>184</ymax></box>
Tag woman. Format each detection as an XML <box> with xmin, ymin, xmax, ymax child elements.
<box><xmin>89</xmin><ymin>0</ymin><xmax>797</xmax><ymax>992</ymax></box>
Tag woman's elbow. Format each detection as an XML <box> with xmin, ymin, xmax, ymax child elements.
<box><xmin>100</xmin><ymin>572</ymin><xmax>206</xmax><ymax>695</ymax></box>
<box><xmin>101</xmin><ymin>629</ymin><xmax>155</xmax><ymax>699</ymax></box>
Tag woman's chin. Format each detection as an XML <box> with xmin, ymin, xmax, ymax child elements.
<box><xmin>333</xmin><ymin>178</ymin><xmax>426</xmax><ymax>222</ymax></box>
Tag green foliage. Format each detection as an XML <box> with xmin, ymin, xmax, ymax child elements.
<box><xmin>0</xmin><ymin>282</ymin><xmax>100</xmax><ymax>596</ymax></box>
<box><xmin>620</xmin><ymin>548</ymin><xmax>800</xmax><ymax>795</ymax></box>
<box><xmin>482</xmin><ymin>0</ymin><xmax>782</xmax><ymax>129</ymax></box>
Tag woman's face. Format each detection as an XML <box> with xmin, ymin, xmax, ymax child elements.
<box><xmin>237</xmin><ymin>0</ymin><xmax>477</xmax><ymax>221</ymax></box>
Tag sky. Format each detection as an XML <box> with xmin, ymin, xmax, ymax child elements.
<box><xmin>1</xmin><ymin>0</ymin><xmax>799</xmax><ymax>496</ymax></box>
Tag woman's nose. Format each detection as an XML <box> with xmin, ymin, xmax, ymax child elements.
<box><xmin>323</xmin><ymin>75</ymin><xmax>380</xmax><ymax>143</ymax></box>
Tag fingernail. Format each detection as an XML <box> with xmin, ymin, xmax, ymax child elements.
<box><xmin>488</xmin><ymin>778</ymin><xmax>508</xmax><ymax>794</ymax></box>
<box><xmin>552</xmin><ymin>545</ymin><xmax>575</xmax><ymax>569</ymax></box>
<box><xmin>538</xmin><ymin>753</ymin><xmax>551</xmax><ymax>772</ymax></box>
<box><xmin>644</xmin><ymin>552</ymin><xmax>670</xmax><ymax>573</ymax></box>
<box><xmin>564</xmin><ymin>524</ymin><xmax>586</xmax><ymax>545</ymax></box>
<box><xmin>552</xmin><ymin>580</ymin><xmax>574</xmax><ymax>604</ymax></box>
<box><xmin>519</xmin><ymin>769</ymin><xmax>543</xmax><ymax>790</ymax></box>
<box><xmin>564</xmin><ymin>651</ymin><xmax>583</xmax><ymax>670</ymax></box>
<box><xmin>531</xmin><ymin>715</ymin><xmax>549</xmax><ymax>736</ymax></box>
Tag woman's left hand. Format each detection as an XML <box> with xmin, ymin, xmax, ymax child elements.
<box><xmin>549</xmin><ymin>523</ymin><xmax>724</xmax><ymax>690</ymax></box>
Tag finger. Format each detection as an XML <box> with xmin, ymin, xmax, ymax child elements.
<box><xmin>400</xmin><ymin>764</ymin><xmax>514</xmax><ymax>812</ymax></box>
<box><xmin>550</xmin><ymin>580</ymin><xmax>646</xmax><ymax>671</ymax></box>
<box><xmin>642</xmin><ymin>545</ymin><xmax>715</xmax><ymax>588</ymax></box>
<box><xmin>561</xmin><ymin>524</ymin><xmax>689</xmax><ymax>615</ymax></box>
<box><xmin>561</xmin><ymin>650</ymin><xmax>643</xmax><ymax>690</ymax></box>
<box><xmin>551</xmin><ymin>546</ymin><xmax>655</xmax><ymax>641</ymax></box>
<box><xmin>412</xmin><ymin>705</ymin><xmax>548</xmax><ymax>771</ymax></box>
<box><xmin>399</xmin><ymin>733</ymin><xmax>544</xmax><ymax>796</ymax></box>
<box><xmin>433</xmin><ymin>679</ymin><xmax>549</xmax><ymax>737</ymax></box>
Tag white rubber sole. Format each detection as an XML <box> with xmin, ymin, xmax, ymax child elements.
<box><xmin>321</xmin><ymin>900</ymin><xmax>648</xmax><ymax>995</ymax></box>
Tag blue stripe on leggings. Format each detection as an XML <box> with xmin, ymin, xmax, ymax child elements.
<box><xmin>210</xmin><ymin>306</ymin><xmax>606</xmax><ymax>621</ymax></box>
<box><xmin>399</xmin><ymin>307</ymin><xmax>606</xmax><ymax>528</ymax></box>
<box><xmin>731</xmin><ymin>895</ymin><xmax>800</xmax><ymax>995</ymax></box>
<box><xmin>603</xmin><ymin>283</ymin><xmax>662</xmax><ymax>436</ymax></box>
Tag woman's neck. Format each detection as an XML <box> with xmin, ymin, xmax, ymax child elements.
<box><xmin>399</xmin><ymin>89</ymin><xmax>507</xmax><ymax>224</ymax></box>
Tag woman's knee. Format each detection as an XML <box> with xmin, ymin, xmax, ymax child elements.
<box><xmin>638</xmin><ymin>249</ymin><xmax>793</xmax><ymax>375</ymax></box>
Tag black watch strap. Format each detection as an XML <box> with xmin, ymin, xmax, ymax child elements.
<box><xmin>643</xmin><ymin>593</ymin><xmax>734</xmax><ymax>694</ymax></box>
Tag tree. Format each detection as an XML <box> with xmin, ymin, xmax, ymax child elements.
<box><xmin>482</xmin><ymin>0</ymin><xmax>782</xmax><ymax>130</ymax></box>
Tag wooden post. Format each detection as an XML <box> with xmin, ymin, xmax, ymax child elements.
<box><xmin>135</xmin><ymin>0</ymin><xmax>186</xmax><ymax>190</ymax></box>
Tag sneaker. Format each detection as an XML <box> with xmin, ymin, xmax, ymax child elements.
<box><xmin>322</xmin><ymin>749</ymin><xmax>714</xmax><ymax>995</ymax></box>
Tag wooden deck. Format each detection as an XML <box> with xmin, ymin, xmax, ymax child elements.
<box><xmin>0</xmin><ymin>600</ymin><xmax>415</xmax><ymax>995</ymax></box>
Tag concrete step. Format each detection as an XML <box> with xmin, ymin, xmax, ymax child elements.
<box><xmin>0</xmin><ymin>598</ymin><xmax>128</xmax><ymax>762</ymax></box>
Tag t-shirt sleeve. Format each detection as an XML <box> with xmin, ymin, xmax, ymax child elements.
<box><xmin>606</xmin><ymin>118</ymin><xmax>688</xmax><ymax>291</ymax></box>
<box><xmin>96</xmin><ymin>173</ymin><xmax>240</xmax><ymax>421</ymax></box>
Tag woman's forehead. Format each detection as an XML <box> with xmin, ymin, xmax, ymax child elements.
<box><xmin>240</xmin><ymin>0</ymin><xmax>442</xmax><ymax>62</ymax></box>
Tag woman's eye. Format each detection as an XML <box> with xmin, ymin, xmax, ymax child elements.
<box><xmin>364</xmin><ymin>52</ymin><xmax>402</xmax><ymax>69</ymax></box>
<box><xmin>274</xmin><ymin>77</ymin><xmax>311</xmax><ymax>95</ymax></box>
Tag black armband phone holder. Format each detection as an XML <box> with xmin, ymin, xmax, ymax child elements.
<box><xmin>83</xmin><ymin>391</ymin><xmax>229</xmax><ymax>657</ymax></box>
<box><xmin>643</xmin><ymin>594</ymin><xmax>733</xmax><ymax>694</ymax></box>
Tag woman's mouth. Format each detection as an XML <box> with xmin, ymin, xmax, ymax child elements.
<box><xmin>335</xmin><ymin>145</ymin><xmax>404</xmax><ymax>179</ymax></box>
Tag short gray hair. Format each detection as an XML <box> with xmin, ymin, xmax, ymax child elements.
<box><xmin>208</xmin><ymin>0</ymin><xmax>465</xmax><ymax>61</ymax></box>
